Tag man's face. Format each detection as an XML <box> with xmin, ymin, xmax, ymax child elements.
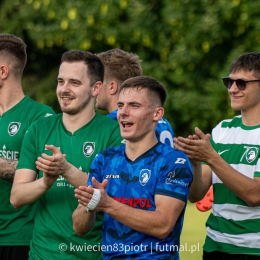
<box><xmin>117</xmin><ymin>88</ymin><xmax>158</xmax><ymax>142</ymax></box>
<box><xmin>57</xmin><ymin>61</ymin><xmax>93</xmax><ymax>115</ymax></box>
<box><xmin>228</xmin><ymin>70</ymin><xmax>260</xmax><ymax>113</ymax></box>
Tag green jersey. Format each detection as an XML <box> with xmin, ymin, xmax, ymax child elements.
<box><xmin>204</xmin><ymin>115</ymin><xmax>260</xmax><ymax>255</ymax></box>
<box><xmin>0</xmin><ymin>95</ymin><xmax>54</xmax><ymax>246</ymax></box>
<box><xmin>17</xmin><ymin>113</ymin><xmax>123</xmax><ymax>259</ymax></box>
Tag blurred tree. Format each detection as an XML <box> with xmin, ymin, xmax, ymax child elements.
<box><xmin>0</xmin><ymin>0</ymin><xmax>259</xmax><ymax>136</ymax></box>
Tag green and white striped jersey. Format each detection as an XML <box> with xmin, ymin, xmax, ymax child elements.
<box><xmin>204</xmin><ymin>115</ymin><xmax>260</xmax><ymax>255</ymax></box>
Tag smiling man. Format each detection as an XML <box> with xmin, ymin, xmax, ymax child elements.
<box><xmin>10</xmin><ymin>50</ymin><xmax>122</xmax><ymax>260</ymax></box>
<box><xmin>72</xmin><ymin>76</ymin><xmax>193</xmax><ymax>260</ymax></box>
<box><xmin>174</xmin><ymin>52</ymin><xmax>260</xmax><ymax>259</ymax></box>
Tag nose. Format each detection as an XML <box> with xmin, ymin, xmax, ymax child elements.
<box><xmin>58</xmin><ymin>82</ymin><xmax>71</xmax><ymax>93</ymax></box>
<box><xmin>228</xmin><ymin>81</ymin><xmax>239</xmax><ymax>92</ymax></box>
<box><xmin>118</xmin><ymin>105</ymin><xmax>129</xmax><ymax>116</ymax></box>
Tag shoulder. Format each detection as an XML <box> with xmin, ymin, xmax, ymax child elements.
<box><xmin>156</xmin><ymin>143</ymin><xmax>191</xmax><ymax>165</ymax></box>
<box><xmin>28</xmin><ymin>113</ymin><xmax>61</xmax><ymax>130</ymax></box>
<box><xmin>25</xmin><ymin>96</ymin><xmax>54</xmax><ymax>113</ymax></box>
<box><xmin>93</xmin><ymin>145</ymin><xmax>124</xmax><ymax>163</ymax></box>
<box><xmin>94</xmin><ymin>112</ymin><xmax>119</xmax><ymax>128</ymax></box>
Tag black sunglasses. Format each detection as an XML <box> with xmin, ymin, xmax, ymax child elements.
<box><xmin>222</xmin><ymin>77</ymin><xmax>260</xmax><ymax>90</ymax></box>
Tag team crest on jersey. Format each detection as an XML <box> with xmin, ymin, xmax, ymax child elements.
<box><xmin>139</xmin><ymin>169</ymin><xmax>151</xmax><ymax>186</ymax></box>
<box><xmin>8</xmin><ymin>122</ymin><xmax>21</xmax><ymax>136</ymax></box>
<box><xmin>83</xmin><ymin>142</ymin><xmax>95</xmax><ymax>157</ymax></box>
<box><xmin>245</xmin><ymin>147</ymin><xmax>259</xmax><ymax>163</ymax></box>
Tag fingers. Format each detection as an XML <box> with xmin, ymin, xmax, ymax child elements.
<box><xmin>75</xmin><ymin>186</ymin><xmax>94</xmax><ymax>206</ymax></box>
<box><xmin>44</xmin><ymin>145</ymin><xmax>62</xmax><ymax>155</ymax></box>
<box><xmin>36</xmin><ymin>157</ymin><xmax>60</xmax><ymax>174</ymax></box>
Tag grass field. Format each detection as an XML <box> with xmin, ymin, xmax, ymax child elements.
<box><xmin>179</xmin><ymin>202</ymin><xmax>211</xmax><ymax>260</ymax></box>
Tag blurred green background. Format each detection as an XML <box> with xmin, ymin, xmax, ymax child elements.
<box><xmin>1</xmin><ymin>0</ymin><xmax>260</xmax><ymax>136</ymax></box>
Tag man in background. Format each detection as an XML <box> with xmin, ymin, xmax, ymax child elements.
<box><xmin>96</xmin><ymin>48</ymin><xmax>174</xmax><ymax>146</ymax></box>
<box><xmin>0</xmin><ymin>34</ymin><xmax>54</xmax><ymax>260</ymax></box>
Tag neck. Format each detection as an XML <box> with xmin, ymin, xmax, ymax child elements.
<box><xmin>0</xmin><ymin>82</ymin><xmax>24</xmax><ymax>115</ymax></box>
<box><xmin>62</xmin><ymin>108</ymin><xmax>96</xmax><ymax>134</ymax></box>
<box><xmin>125</xmin><ymin>136</ymin><xmax>158</xmax><ymax>161</ymax></box>
<box><xmin>241</xmin><ymin>109</ymin><xmax>260</xmax><ymax>126</ymax></box>
<box><xmin>108</xmin><ymin>96</ymin><xmax>119</xmax><ymax>113</ymax></box>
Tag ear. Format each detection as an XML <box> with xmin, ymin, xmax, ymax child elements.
<box><xmin>153</xmin><ymin>107</ymin><xmax>164</xmax><ymax>122</ymax></box>
<box><xmin>0</xmin><ymin>65</ymin><xmax>9</xmax><ymax>79</ymax></box>
<box><xmin>109</xmin><ymin>81</ymin><xmax>118</xmax><ymax>95</ymax></box>
<box><xmin>92</xmin><ymin>81</ymin><xmax>103</xmax><ymax>97</ymax></box>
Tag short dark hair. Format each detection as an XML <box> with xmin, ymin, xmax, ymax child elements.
<box><xmin>120</xmin><ymin>76</ymin><xmax>167</xmax><ymax>106</ymax></box>
<box><xmin>98</xmin><ymin>49</ymin><xmax>142</xmax><ymax>84</ymax></box>
<box><xmin>230</xmin><ymin>52</ymin><xmax>260</xmax><ymax>78</ymax></box>
<box><xmin>61</xmin><ymin>50</ymin><xmax>104</xmax><ymax>85</ymax></box>
<box><xmin>0</xmin><ymin>34</ymin><xmax>27</xmax><ymax>78</ymax></box>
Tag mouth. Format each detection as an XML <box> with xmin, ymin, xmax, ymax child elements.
<box><xmin>60</xmin><ymin>96</ymin><xmax>74</xmax><ymax>103</ymax></box>
<box><xmin>121</xmin><ymin>121</ymin><xmax>134</xmax><ymax>128</ymax></box>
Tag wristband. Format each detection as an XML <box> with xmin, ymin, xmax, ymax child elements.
<box><xmin>85</xmin><ymin>188</ymin><xmax>101</xmax><ymax>212</ymax></box>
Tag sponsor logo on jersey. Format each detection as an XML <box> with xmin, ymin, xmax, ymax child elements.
<box><xmin>175</xmin><ymin>158</ymin><xmax>186</xmax><ymax>164</ymax></box>
<box><xmin>106</xmin><ymin>174</ymin><xmax>120</xmax><ymax>179</ymax></box>
<box><xmin>139</xmin><ymin>169</ymin><xmax>151</xmax><ymax>186</ymax></box>
<box><xmin>44</xmin><ymin>113</ymin><xmax>53</xmax><ymax>117</ymax></box>
<box><xmin>166</xmin><ymin>170</ymin><xmax>189</xmax><ymax>187</ymax></box>
<box><xmin>0</xmin><ymin>145</ymin><xmax>19</xmax><ymax>160</ymax></box>
<box><xmin>218</xmin><ymin>149</ymin><xmax>230</xmax><ymax>156</ymax></box>
<box><xmin>8</xmin><ymin>122</ymin><xmax>21</xmax><ymax>136</ymax></box>
<box><xmin>83</xmin><ymin>142</ymin><xmax>95</xmax><ymax>157</ymax></box>
<box><xmin>44</xmin><ymin>146</ymin><xmax>60</xmax><ymax>150</ymax></box>
<box><xmin>113</xmin><ymin>197</ymin><xmax>152</xmax><ymax>208</ymax></box>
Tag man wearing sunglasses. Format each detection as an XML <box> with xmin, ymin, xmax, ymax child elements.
<box><xmin>174</xmin><ymin>52</ymin><xmax>260</xmax><ymax>259</ymax></box>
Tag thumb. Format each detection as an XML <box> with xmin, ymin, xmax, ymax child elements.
<box><xmin>92</xmin><ymin>177</ymin><xmax>104</xmax><ymax>190</ymax></box>
<box><xmin>102</xmin><ymin>179</ymin><xmax>108</xmax><ymax>189</ymax></box>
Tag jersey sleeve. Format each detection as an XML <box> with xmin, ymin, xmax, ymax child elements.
<box><xmin>155</xmin><ymin>151</ymin><xmax>193</xmax><ymax>203</ymax></box>
<box><xmin>107</xmin><ymin>124</ymin><xmax>124</xmax><ymax>148</ymax></box>
<box><xmin>30</xmin><ymin>106</ymin><xmax>55</xmax><ymax>122</ymax></box>
<box><xmin>87</xmin><ymin>153</ymin><xmax>104</xmax><ymax>186</ymax></box>
<box><xmin>16</xmin><ymin>122</ymin><xmax>38</xmax><ymax>171</ymax></box>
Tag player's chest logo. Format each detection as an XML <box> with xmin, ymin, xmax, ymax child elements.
<box><xmin>83</xmin><ymin>142</ymin><xmax>95</xmax><ymax>157</ymax></box>
<box><xmin>8</xmin><ymin>122</ymin><xmax>21</xmax><ymax>136</ymax></box>
<box><xmin>139</xmin><ymin>169</ymin><xmax>151</xmax><ymax>186</ymax></box>
<box><xmin>240</xmin><ymin>146</ymin><xmax>259</xmax><ymax>163</ymax></box>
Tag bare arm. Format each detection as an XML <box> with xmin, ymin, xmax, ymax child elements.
<box><xmin>10</xmin><ymin>169</ymin><xmax>51</xmax><ymax>208</ymax></box>
<box><xmin>72</xmin><ymin>204</ymin><xmax>96</xmax><ymax>236</ymax></box>
<box><xmin>188</xmin><ymin>163</ymin><xmax>212</xmax><ymax>202</ymax></box>
<box><xmin>74</xmin><ymin>177</ymin><xmax>185</xmax><ymax>239</ymax></box>
<box><xmin>175</xmin><ymin>127</ymin><xmax>260</xmax><ymax>207</ymax></box>
<box><xmin>0</xmin><ymin>158</ymin><xmax>18</xmax><ymax>182</ymax></box>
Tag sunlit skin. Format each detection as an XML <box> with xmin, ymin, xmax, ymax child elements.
<box><xmin>228</xmin><ymin>70</ymin><xmax>260</xmax><ymax>123</ymax></box>
<box><xmin>57</xmin><ymin>61</ymin><xmax>93</xmax><ymax>116</ymax></box>
<box><xmin>117</xmin><ymin>88</ymin><xmax>163</xmax><ymax>144</ymax></box>
<box><xmin>96</xmin><ymin>79</ymin><xmax>109</xmax><ymax>110</ymax></box>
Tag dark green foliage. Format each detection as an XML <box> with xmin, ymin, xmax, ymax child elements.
<box><xmin>0</xmin><ymin>0</ymin><xmax>259</xmax><ymax>136</ymax></box>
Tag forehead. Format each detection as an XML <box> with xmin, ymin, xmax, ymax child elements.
<box><xmin>229</xmin><ymin>70</ymin><xmax>257</xmax><ymax>79</ymax></box>
<box><xmin>119</xmin><ymin>88</ymin><xmax>150</xmax><ymax>103</ymax></box>
<box><xmin>58</xmin><ymin>61</ymin><xmax>88</xmax><ymax>80</ymax></box>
